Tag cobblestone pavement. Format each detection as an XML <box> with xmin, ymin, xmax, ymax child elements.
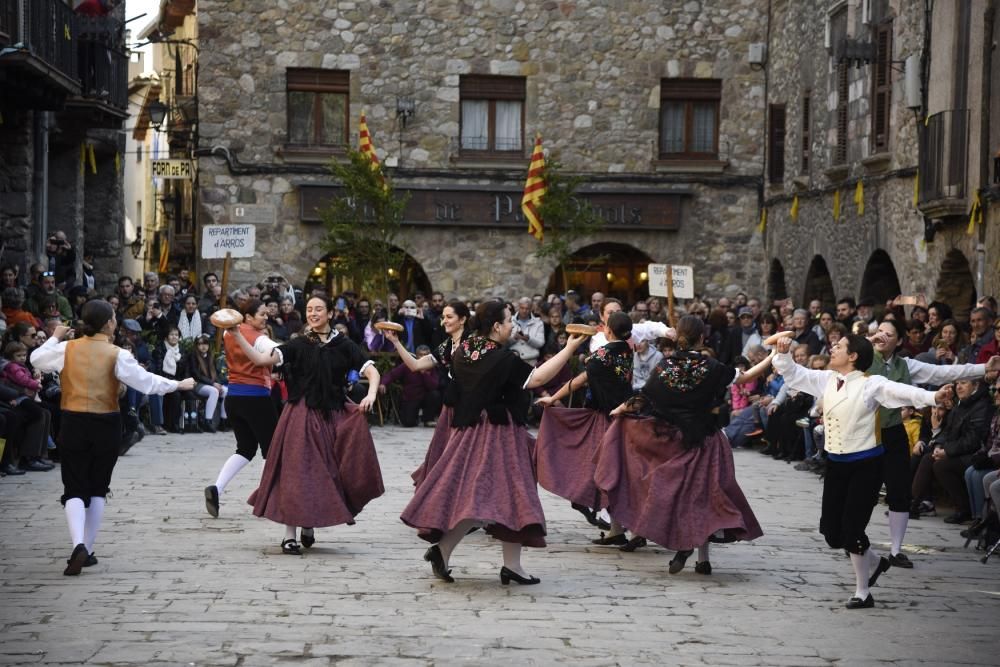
<box><xmin>1</xmin><ymin>425</ymin><xmax>996</xmax><ymax>666</ymax></box>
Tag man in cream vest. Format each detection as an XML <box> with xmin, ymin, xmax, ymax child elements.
<box><xmin>773</xmin><ymin>333</ymin><xmax>952</xmax><ymax>610</ymax></box>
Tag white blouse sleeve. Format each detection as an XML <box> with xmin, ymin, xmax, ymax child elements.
<box><xmin>254</xmin><ymin>334</ymin><xmax>283</xmax><ymax>365</ymax></box>
<box><xmin>772</xmin><ymin>352</ymin><xmax>832</xmax><ymax>399</ymax></box>
<box><xmin>904</xmin><ymin>357</ymin><xmax>986</xmax><ymax>385</ymax></box>
<box><xmin>115</xmin><ymin>350</ymin><xmax>179</xmax><ymax>395</ymax></box>
<box><xmin>862</xmin><ymin>375</ymin><xmax>939</xmax><ymax>411</ymax></box>
<box><xmin>28</xmin><ymin>337</ymin><xmax>68</xmax><ymax>373</ymax></box>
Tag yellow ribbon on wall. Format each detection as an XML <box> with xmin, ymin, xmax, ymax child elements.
<box><xmin>790</xmin><ymin>195</ymin><xmax>799</xmax><ymax>222</ymax></box>
<box><xmin>757</xmin><ymin>207</ymin><xmax>767</xmax><ymax>234</ymax></box>
<box><xmin>967</xmin><ymin>191</ymin><xmax>983</xmax><ymax>236</ymax></box>
<box><xmin>87</xmin><ymin>144</ymin><xmax>97</xmax><ymax>174</ymax></box>
<box><xmin>854</xmin><ymin>180</ymin><xmax>864</xmax><ymax>216</ymax></box>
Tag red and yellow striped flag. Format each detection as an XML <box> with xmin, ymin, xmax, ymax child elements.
<box><xmin>359</xmin><ymin>111</ymin><xmax>386</xmax><ymax>190</ymax></box>
<box><xmin>522</xmin><ymin>134</ymin><xmax>546</xmax><ymax>242</ymax></box>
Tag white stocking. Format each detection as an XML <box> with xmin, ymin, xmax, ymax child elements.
<box><xmin>697</xmin><ymin>541</ymin><xmax>710</xmax><ymax>563</ymax></box>
<box><xmin>502</xmin><ymin>541</ymin><xmax>529</xmax><ymax>577</ymax></box>
<box><xmin>888</xmin><ymin>511</ymin><xmax>908</xmax><ymax>556</ymax></box>
<box><xmin>849</xmin><ymin>552</ymin><xmax>870</xmax><ymax>600</ymax></box>
<box><xmin>65</xmin><ymin>498</ymin><xmax>86</xmax><ymax>547</ymax></box>
<box><xmin>284</xmin><ymin>525</ymin><xmax>297</xmax><ymax>541</ymax></box>
<box><xmin>84</xmin><ymin>497</ymin><xmax>106</xmax><ymax>553</ymax></box>
<box><xmin>437</xmin><ymin>519</ymin><xmax>476</xmax><ymax>565</ymax></box>
<box><xmin>609</xmin><ymin>519</ymin><xmax>625</xmax><ymax>537</ymax></box>
<box><xmin>214</xmin><ymin>454</ymin><xmax>250</xmax><ymax>494</ymax></box>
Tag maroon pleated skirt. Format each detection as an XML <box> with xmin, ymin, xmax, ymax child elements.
<box><xmin>534</xmin><ymin>406</ymin><xmax>609</xmax><ymax>508</ymax></box>
<box><xmin>248</xmin><ymin>402</ymin><xmax>385</xmax><ymax>527</ymax></box>
<box><xmin>594</xmin><ymin>416</ymin><xmax>763</xmax><ymax>550</ymax></box>
<box><xmin>400</xmin><ymin>416</ymin><xmax>546</xmax><ymax>547</ymax></box>
<box><xmin>410</xmin><ymin>405</ymin><xmax>453</xmax><ymax>488</ymax></box>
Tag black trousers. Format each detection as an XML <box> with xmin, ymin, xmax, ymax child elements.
<box><xmin>880</xmin><ymin>424</ymin><xmax>911</xmax><ymax>512</ymax></box>
<box><xmin>59</xmin><ymin>411</ymin><xmax>121</xmax><ymax>506</ymax></box>
<box><xmin>911</xmin><ymin>453</ymin><xmax>972</xmax><ymax>515</ymax></box>
<box><xmin>399</xmin><ymin>390</ymin><xmax>442</xmax><ymax>427</ymax></box>
<box><xmin>224</xmin><ymin>394</ymin><xmax>278</xmax><ymax>461</ymax></box>
<box><xmin>820</xmin><ymin>454</ymin><xmax>883</xmax><ymax>554</ymax></box>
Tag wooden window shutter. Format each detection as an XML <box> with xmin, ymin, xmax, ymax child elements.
<box><xmin>836</xmin><ymin>64</ymin><xmax>849</xmax><ymax>164</ymax></box>
<box><xmin>459</xmin><ymin>75</ymin><xmax>526</xmax><ymax>101</ymax></box>
<box><xmin>801</xmin><ymin>93</ymin><xmax>811</xmax><ymax>172</ymax></box>
<box><xmin>871</xmin><ymin>22</ymin><xmax>892</xmax><ymax>152</ymax></box>
<box><xmin>661</xmin><ymin>78</ymin><xmax>722</xmax><ymax>101</ymax></box>
<box><xmin>286</xmin><ymin>68</ymin><xmax>349</xmax><ymax>93</ymax></box>
<box><xmin>768</xmin><ymin>104</ymin><xmax>786</xmax><ymax>183</ymax></box>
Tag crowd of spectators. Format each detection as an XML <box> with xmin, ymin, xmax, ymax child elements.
<box><xmin>3</xmin><ymin>254</ymin><xmax>999</xmax><ymax>555</ymax></box>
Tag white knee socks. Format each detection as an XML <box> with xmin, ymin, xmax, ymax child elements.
<box><xmin>284</xmin><ymin>525</ymin><xmax>297</xmax><ymax>541</ymax></box>
<box><xmin>849</xmin><ymin>552</ymin><xmax>871</xmax><ymax>600</ymax></box>
<box><xmin>215</xmin><ymin>454</ymin><xmax>250</xmax><ymax>494</ymax></box>
<box><xmin>84</xmin><ymin>497</ymin><xmax>105</xmax><ymax>553</ymax></box>
<box><xmin>888</xmin><ymin>511</ymin><xmax>908</xmax><ymax>556</ymax></box>
<box><xmin>65</xmin><ymin>498</ymin><xmax>86</xmax><ymax>548</ymax></box>
<box><xmin>698</xmin><ymin>542</ymin><xmax>710</xmax><ymax>563</ymax></box>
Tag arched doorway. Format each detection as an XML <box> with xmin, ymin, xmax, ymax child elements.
<box><xmin>934</xmin><ymin>249</ymin><xmax>976</xmax><ymax>322</ymax></box>
<box><xmin>802</xmin><ymin>255</ymin><xmax>836</xmax><ymax>311</ymax></box>
<box><xmin>859</xmin><ymin>249</ymin><xmax>902</xmax><ymax>312</ymax></box>
<box><xmin>767</xmin><ymin>259</ymin><xmax>788</xmax><ymax>303</ymax></box>
<box><xmin>305</xmin><ymin>248</ymin><xmax>432</xmax><ymax>301</ymax></box>
<box><xmin>545</xmin><ymin>242</ymin><xmax>653</xmax><ymax>305</ymax></box>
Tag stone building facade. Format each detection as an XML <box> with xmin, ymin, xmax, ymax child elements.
<box><xmin>0</xmin><ymin>0</ymin><xmax>129</xmax><ymax>293</ymax></box>
<box><xmin>196</xmin><ymin>0</ymin><xmax>772</xmax><ymax>302</ymax></box>
<box><xmin>763</xmin><ymin>0</ymin><xmax>999</xmax><ymax>318</ymax></box>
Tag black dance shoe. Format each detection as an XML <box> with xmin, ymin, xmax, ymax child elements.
<box><xmin>499</xmin><ymin>566</ymin><xmax>540</xmax><ymax>585</ymax></box>
<box><xmin>887</xmin><ymin>552</ymin><xmax>913</xmax><ymax>568</ymax></box>
<box><xmin>571</xmin><ymin>503</ymin><xmax>611</xmax><ymax>530</ymax></box>
<box><xmin>845</xmin><ymin>594</ymin><xmax>875</xmax><ymax>609</ymax></box>
<box><xmin>668</xmin><ymin>549</ymin><xmax>693</xmax><ymax>574</ymax></box>
<box><xmin>63</xmin><ymin>543</ymin><xmax>89</xmax><ymax>576</ymax></box>
<box><xmin>300</xmin><ymin>528</ymin><xmax>315</xmax><ymax>548</ymax></box>
<box><xmin>424</xmin><ymin>545</ymin><xmax>454</xmax><ymax>583</ymax></box>
<box><xmin>694</xmin><ymin>561</ymin><xmax>712</xmax><ymax>575</ymax></box>
<box><xmin>867</xmin><ymin>556</ymin><xmax>891</xmax><ymax>587</ymax></box>
<box><xmin>620</xmin><ymin>536</ymin><xmax>647</xmax><ymax>552</ymax></box>
<box><xmin>591</xmin><ymin>532</ymin><xmax>627</xmax><ymax>546</ymax></box>
<box><xmin>204</xmin><ymin>485</ymin><xmax>220</xmax><ymax>518</ymax></box>
<box><xmin>281</xmin><ymin>539</ymin><xmax>302</xmax><ymax>555</ymax></box>
<box><xmin>83</xmin><ymin>553</ymin><xmax>98</xmax><ymax>567</ymax></box>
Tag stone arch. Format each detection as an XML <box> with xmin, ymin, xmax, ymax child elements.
<box><xmin>802</xmin><ymin>255</ymin><xmax>836</xmax><ymax>311</ymax></box>
<box><xmin>545</xmin><ymin>242</ymin><xmax>654</xmax><ymax>305</ymax></box>
<box><xmin>934</xmin><ymin>249</ymin><xmax>976</xmax><ymax>321</ymax></box>
<box><xmin>304</xmin><ymin>247</ymin><xmax>432</xmax><ymax>301</ymax></box>
<box><xmin>859</xmin><ymin>249</ymin><xmax>902</xmax><ymax>310</ymax></box>
<box><xmin>767</xmin><ymin>258</ymin><xmax>788</xmax><ymax>303</ymax></box>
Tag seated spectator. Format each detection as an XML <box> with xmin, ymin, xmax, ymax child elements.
<box><xmin>764</xmin><ymin>344</ymin><xmax>813</xmax><ymax>461</ymax></box>
<box><xmin>26</xmin><ymin>271</ymin><xmax>72</xmax><ymax>320</ymax></box>
<box><xmin>138</xmin><ymin>298</ymin><xmax>172</xmax><ymax>342</ymax></box>
<box><xmin>911</xmin><ymin>378</ymin><xmax>992</xmax><ymax>523</ymax></box>
<box><xmin>185</xmin><ymin>334</ymin><xmax>228</xmax><ymax>433</ymax></box>
<box><xmin>379</xmin><ymin>345</ymin><xmax>441</xmax><ymax>427</ymax></box>
<box><xmin>976</xmin><ymin>317</ymin><xmax>1000</xmax><ymax>363</ymax></box>
<box><xmin>960</xmin><ymin>307</ymin><xmax>994</xmax><ymax>363</ymax></box>
<box><xmin>632</xmin><ymin>337</ymin><xmax>664</xmax><ymax>391</ymax></box>
<box><xmin>121</xmin><ymin>319</ymin><xmax>166</xmax><ymax>436</ymax></box>
<box><xmin>916</xmin><ymin>319</ymin><xmax>965</xmax><ymax>366</ymax></box>
<box><xmin>963</xmin><ymin>377</ymin><xmax>1000</xmax><ymax>523</ymax></box>
<box><xmin>820</xmin><ymin>322</ymin><xmax>848</xmax><ymax>355</ymax></box>
<box><xmin>177</xmin><ymin>294</ymin><xmax>205</xmax><ymax>341</ymax></box>
<box><xmin>152</xmin><ymin>327</ymin><xmax>187</xmax><ymax>432</ymax></box>
<box><xmin>0</xmin><ymin>341</ymin><xmax>54</xmax><ymax>471</ymax></box>
<box><xmin>729</xmin><ymin>356</ymin><xmax>754</xmax><ymax>417</ymax></box>
<box><xmin>2</xmin><ymin>289</ymin><xmax>40</xmax><ymax>328</ymax></box>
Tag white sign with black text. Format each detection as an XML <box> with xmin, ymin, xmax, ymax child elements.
<box><xmin>648</xmin><ymin>264</ymin><xmax>694</xmax><ymax>299</ymax></box>
<box><xmin>201</xmin><ymin>224</ymin><xmax>256</xmax><ymax>259</ymax></box>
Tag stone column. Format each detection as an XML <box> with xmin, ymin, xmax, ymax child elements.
<box><xmin>0</xmin><ymin>110</ymin><xmax>35</xmax><ymax>275</ymax></box>
<box><xmin>83</xmin><ymin>133</ymin><xmax>126</xmax><ymax>294</ymax></box>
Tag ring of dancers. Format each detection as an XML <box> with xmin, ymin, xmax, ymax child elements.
<box><xmin>30</xmin><ymin>301</ymin><xmax>194</xmax><ymax>574</ymax></box>
<box><xmin>772</xmin><ymin>332</ymin><xmax>953</xmax><ymax>609</ymax></box>
<box><xmin>400</xmin><ymin>300</ymin><xmax>587</xmax><ymax>585</ymax></box>
<box><xmin>534</xmin><ymin>311</ymin><xmax>643</xmax><ymax>545</ymax></box>
<box><xmin>204</xmin><ymin>299</ymin><xmax>280</xmax><ymax>518</ymax></box>
<box><xmin>230</xmin><ymin>296</ymin><xmax>383</xmax><ymax>554</ymax></box>
<box><xmin>597</xmin><ymin>315</ymin><xmax>771</xmax><ymax>575</ymax></box>
<box><xmin>868</xmin><ymin>319</ymin><xmax>999</xmax><ymax>568</ymax></box>
<box><xmin>382</xmin><ymin>300</ymin><xmax>470</xmax><ymax>489</ymax></box>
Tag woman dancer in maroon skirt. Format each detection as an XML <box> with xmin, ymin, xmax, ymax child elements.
<box><xmin>401</xmin><ymin>300</ymin><xmax>587</xmax><ymax>585</ymax></box>
<box><xmin>598</xmin><ymin>315</ymin><xmax>771</xmax><ymax>575</ymax></box>
<box><xmin>383</xmin><ymin>300</ymin><xmax>469</xmax><ymax>488</ymax></box>
<box><xmin>535</xmin><ymin>312</ymin><xmax>641</xmax><ymax>540</ymax></box>
<box><xmin>229</xmin><ymin>296</ymin><xmax>383</xmax><ymax>555</ymax></box>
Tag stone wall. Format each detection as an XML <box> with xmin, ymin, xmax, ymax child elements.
<box><xmin>0</xmin><ymin>110</ymin><xmax>35</xmax><ymax>276</ymax></box>
<box><xmin>196</xmin><ymin>0</ymin><xmax>771</xmax><ymax>300</ymax></box>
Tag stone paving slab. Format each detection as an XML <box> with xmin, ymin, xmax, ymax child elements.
<box><xmin>0</xmin><ymin>425</ymin><xmax>997</xmax><ymax>666</ymax></box>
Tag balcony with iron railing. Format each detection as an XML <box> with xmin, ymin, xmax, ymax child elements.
<box><xmin>0</xmin><ymin>0</ymin><xmax>80</xmax><ymax>105</ymax></box>
<box><xmin>918</xmin><ymin>109</ymin><xmax>970</xmax><ymax>219</ymax></box>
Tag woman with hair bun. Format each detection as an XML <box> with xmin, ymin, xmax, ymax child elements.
<box><xmin>534</xmin><ymin>311</ymin><xmax>643</xmax><ymax>541</ymax></box>
<box><xmin>30</xmin><ymin>300</ymin><xmax>195</xmax><ymax>575</ymax></box>
<box><xmin>383</xmin><ymin>300</ymin><xmax>470</xmax><ymax>489</ymax></box>
<box><xmin>597</xmin><ymin>315</ymin><xmax>772</xmax><ymax>576</ymax></box>
<box><xmin>401</xmin><ymin>299</ymin><xmax>588</xmax><ymax>585</ymax></box>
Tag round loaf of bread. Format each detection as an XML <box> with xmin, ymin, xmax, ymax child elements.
<box><xmin>209</xmin><ymin>308</ymin><xmax>243</xmax><ymax>329</ymax></box>
<box><xmin>374</xmin><ymin>320</ymin><xmax>405</xmax><ymax>332</ymax></box>
<box><xmin>762</xmin><ymin>330</ymin><xmax>796</xmax><ymax>346</ymax></box>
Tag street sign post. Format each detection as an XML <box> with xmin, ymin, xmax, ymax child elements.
<box><xmin>201</xmin><ymin>224</ymin><xmax>256</xmax><ymax>259</ymax></box>
<box><xmin>648</xmin><ymin>264</ymin><xmax>694</xmax><ymax>327</ymax></box>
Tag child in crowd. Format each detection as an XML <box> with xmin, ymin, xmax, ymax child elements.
<box><xmin>729</xmin><ymin>356</ymin><xmax>753</xmax><ymax>417</ymax></box>
<box><xmin>2</xmin><ymin>341</ymin><xmax>41</xmax><ymax>399</ymax></box>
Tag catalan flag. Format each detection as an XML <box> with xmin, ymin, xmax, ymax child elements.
<box><xmin>522</xmin><ymin>134</ymin><xmax>546</xmax><ymax>242</ymax></box>
<box><xmin>358</xmin><ymin>110</ymin><xmax>384</xmax><ymax>186</ymax></box>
